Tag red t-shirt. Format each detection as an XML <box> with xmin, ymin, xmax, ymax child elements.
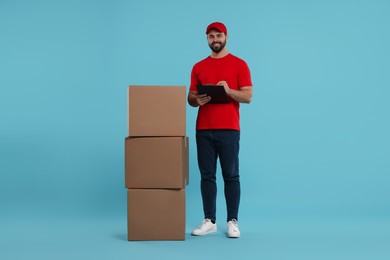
<box><xmin>190</xmin><ymin>53</ymin><xmax>252</xmax><ymax>130</ymax></box>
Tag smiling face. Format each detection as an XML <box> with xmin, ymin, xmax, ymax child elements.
<box><xmin>207</xmin><ymin>29</ymin><xmax>227</xmax><ymax>54</ymax></box>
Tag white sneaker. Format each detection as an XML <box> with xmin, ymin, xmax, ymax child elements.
<box><xmin>227</xmin><ymin>219</ymin><xmax>240</xmax><ymax>238</ymax></box>
<box><xmin>191</xmin><ymin>219</ymin><xmax>217</xmax><ymax>236</ymax></box>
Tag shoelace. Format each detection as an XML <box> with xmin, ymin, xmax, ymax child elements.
<box><xmin>231</xmin><ymin>219</ymin><xmax>238</xmax><ymax>226</ymax></box>
<box><xmin>198</xmin><ymin>219</ymin><xmax>212</xmax><ymax>229</ymax></box>
<box><xmin>229</xmin><ymin>219</ymin><xmax>239</xmax><ymax>231</ymax></box>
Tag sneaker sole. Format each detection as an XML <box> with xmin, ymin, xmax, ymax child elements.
<box><xmin>227</xmin><ymin>232</ymin><xmax>240</xmax><ymax>238</ymax></box>
<box><xmin>191</xmin><ymin>228</ymin><xmax>217</xmax><ymax>236</ymax></box>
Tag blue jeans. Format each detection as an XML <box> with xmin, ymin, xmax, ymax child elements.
<box><xmin>196</xmin><ymin>130</ymin><xmax>240</xmax><ymax>222</ymax></box>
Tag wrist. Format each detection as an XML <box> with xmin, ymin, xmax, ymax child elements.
<box><xmin>225</xmin><ymin>88</ymin><xmax>232</xmax><ymax>96</ymax></box>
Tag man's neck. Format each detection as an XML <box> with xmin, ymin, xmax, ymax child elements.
<box><xmin>210</xmin><ymin>48</ymin><xmax>229</xmax><ymax>59</ymax></box>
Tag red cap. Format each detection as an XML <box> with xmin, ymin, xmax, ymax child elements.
<box><xmin>206</xmin><ymin>22</ymin><xmax>227</xmax><ymax>34</ymax></box>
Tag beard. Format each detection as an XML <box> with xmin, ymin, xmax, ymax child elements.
<box><xmin>208</xmin><ymin>39</ymin><xmax>226</xmax><ymax>53</ymax></box>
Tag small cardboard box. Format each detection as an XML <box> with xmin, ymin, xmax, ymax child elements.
<box><xmin>128</xmin><ymin>86</ymin><xmax>186</xmax><ymax>137</ymax></box>
<box><xmin>127</xmin><ymin>188</ymin><xmax>186</xmax><ymax>241</ymax></box>
<box><xmin>125</xmin><ymin>136</ymin><xmax>189</xmax><ymax>189</ymax></box>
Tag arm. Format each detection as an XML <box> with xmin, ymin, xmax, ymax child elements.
<box><xmin>188</xmin><ymin>90</ymin><xmax>212</xmax><ymax>107</ymax></box>
<box><xmin>217</xmin><ymin>81</ymin><xmax>252</xmax><ymax>104</ymax></box>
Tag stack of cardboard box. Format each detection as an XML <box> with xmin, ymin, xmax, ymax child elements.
<box><xmin>125</xmin><ymin>86</ymin><xmax>189</xmax><ymax>241</ymax></box>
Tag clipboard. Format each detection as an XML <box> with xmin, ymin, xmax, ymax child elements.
<box><xmin>197</xmin><ymin>85</ymin><xmax>230</xmax><ymax>104</ymax></box>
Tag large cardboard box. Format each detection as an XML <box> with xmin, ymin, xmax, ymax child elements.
<box><xmin>128</xmin><ymin>86</ymin><xmax>186</xmax><ymax>137</ymax></box>
<box><xmin>127</xmin><ymin>188</ymin><xmax>186</xmax><ymax>241</ymax></box>
<box><xmin>125</xmin><ymin>136</ymin><xmax>189</xmax><ymax>189</ymax></box>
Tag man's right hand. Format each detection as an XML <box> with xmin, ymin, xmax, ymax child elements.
<box><xmin>188</xmin><ymin>91</ymin><xmax>211</xmax><ymax>107</ymax></box>
<box><xmin>196</xmin><ymin>94</ymin><xmax>211</xmax><ymax>106</ymax></box>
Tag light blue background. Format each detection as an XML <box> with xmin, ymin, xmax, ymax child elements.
<box><xmin>1</xmin><ymin>0</ymin><xmax>389</xmax><ymax>259</ymax></box>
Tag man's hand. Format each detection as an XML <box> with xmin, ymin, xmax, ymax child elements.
<box><xmin>196</xmin><ymin>94</ymin><xmax>212</xmax><ymax>106</ymax></box>
<box><xmin>188</xmin><ymin>91</ymin><xmax>211</xmax><ymax>107</ymax></box>
<box><xmin>217</xmin><ymin>81</ymin><xmax>230</xmax><ymax>95</ymax></box>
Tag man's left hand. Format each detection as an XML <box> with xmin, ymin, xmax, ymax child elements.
<box><xmin>217</xmin><ymin>81</ymin><xmax>230</xmax><ymax>95</ymax></box>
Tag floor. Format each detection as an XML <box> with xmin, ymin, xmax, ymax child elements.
<box><xmin>1</xmin><ymin>211</ymin><xmax>389</xmax><ymax>260</ymax></box>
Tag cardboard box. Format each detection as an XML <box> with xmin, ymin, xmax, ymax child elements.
<box><xmin>125</xmin><ymin>136</ymin><xmax>189</xmax><ymax>189</ymax></box>
<box><xmin>128</xmin><ymin>86</ymin><xmax>186</xmax><ymax>137</ymax></box>
<box><xmin>127</xmin><ymin>188</ymin><xmax>186</xmax><ymax>241</ymax></box>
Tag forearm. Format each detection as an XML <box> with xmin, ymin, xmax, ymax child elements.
<box><xmin>226</xmin><ymin>87</ymin><xmax>252</xmax><ymax>104</ymax></box>
<box><xmin>188</xmin><ymin>92</ymin><xmax>199</xmax><ymax>107</ymax></box>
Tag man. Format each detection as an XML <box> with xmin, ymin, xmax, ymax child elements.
<box><xmin>188</xmin><ymin>22</ymin><xmax>253</xmax><ymax>238</ymax></box>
